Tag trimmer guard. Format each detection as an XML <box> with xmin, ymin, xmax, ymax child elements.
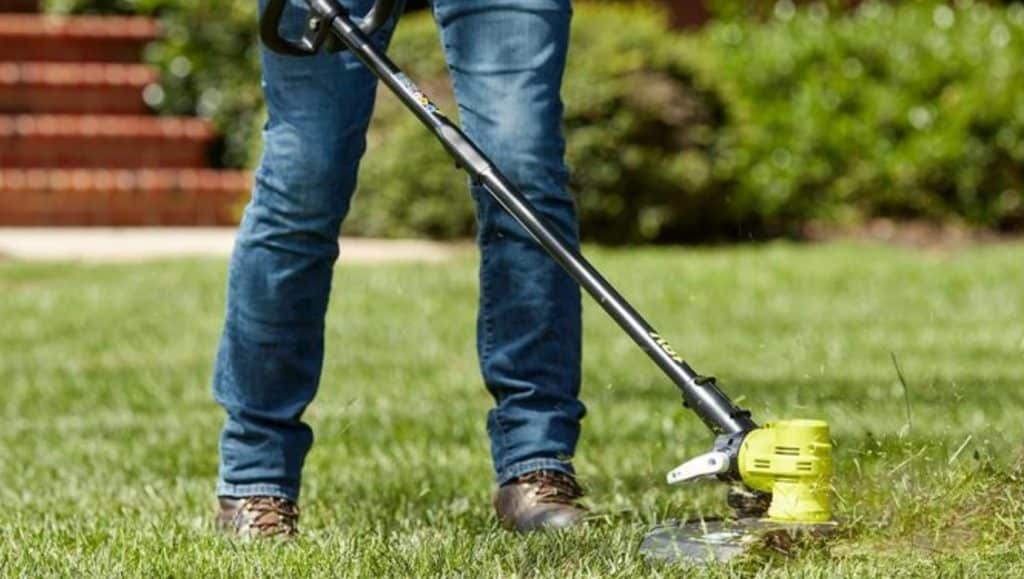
<box><xmin>639</xmin><ymin>517</ymin><xmax>839</xmax><ymax>564</ymax></box>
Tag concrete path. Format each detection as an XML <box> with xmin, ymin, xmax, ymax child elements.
<box><xmin>0</xmin><ymin>228</ymin><xmax>469</xmax><ymax>263</ymax></box>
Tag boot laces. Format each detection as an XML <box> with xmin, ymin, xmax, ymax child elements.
<box><xmin>238</xmin><ymin>496</ymin><xmax>299</xmax><ymax>537</ymax></box>
<box><xmin>518</xmin><ymin>470</ymin><xmax>584</xmax><ymax>505</ymax></box>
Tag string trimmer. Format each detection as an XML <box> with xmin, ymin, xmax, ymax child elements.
<box><xmin>258</xmin><ymin>0</ymin><xmax>836</xmax><ymax>563</ymax></box>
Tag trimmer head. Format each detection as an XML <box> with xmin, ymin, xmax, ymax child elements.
<box><xmin>642</xmin><ymin>419</ymin><xmax>837</xmax><ymax>564</ymax></box>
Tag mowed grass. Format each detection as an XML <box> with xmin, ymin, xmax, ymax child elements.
<box><xmin>2</xmin><ymin>242</ymin><xmax>1024</xmax><ymax>577</ymax></box>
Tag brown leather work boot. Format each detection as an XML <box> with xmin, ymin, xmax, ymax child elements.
<box><xmin>216</xmin><ymin>496</ymin><xmax>299</xmax><ymax>539</ymax></box>
<box><xmin>493</xmin><ymin>470</ymin><xmax>587</xmax><ymax>532</ymax></box>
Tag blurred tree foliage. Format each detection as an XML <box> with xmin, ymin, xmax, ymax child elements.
<box><xmin>46</xmin><ymin>0</ymin><xmax>1024</xmax><ymax>242</ymax></box>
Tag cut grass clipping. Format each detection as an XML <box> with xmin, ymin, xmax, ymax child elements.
<box><xmin>2</xmin><ymin>242</ymin><xmax>1024</xmax><ymax>576</ymax></box>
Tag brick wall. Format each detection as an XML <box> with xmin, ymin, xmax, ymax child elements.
<box><xmin>0</xmin><ymin>4</ymin><xmax>250</xmax><ymax>226</ymax></box>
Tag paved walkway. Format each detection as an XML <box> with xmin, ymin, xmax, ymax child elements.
<box><xmin>0</xmin><ymin>228</ymin><xmax>468</xmax><ymax>263</ymax></box>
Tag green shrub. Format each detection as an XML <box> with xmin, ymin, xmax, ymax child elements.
<box><xmin>682</xmin><ymin>0</ymin><xmax>1024</xmax><ymax>233</ymax></box>
<box><xmin>46</xmin><ymin>0</ymin><xmax>1024</xmax><ymax>241</ymax></box>
<box><xmin>355</xmin><ymin>1</ymin><xmax>1024</xmax><ymax>241</ymax></box>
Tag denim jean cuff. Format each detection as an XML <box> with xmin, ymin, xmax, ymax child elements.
<box><xmin>216</xmin><ymin>481</ymin><xmax>300</xmax><ymax>502</ymax></box>
<box><xmin>496</xmin><ymin>458</ymin><xmax>575</xmax><ymax>486</ymax></box>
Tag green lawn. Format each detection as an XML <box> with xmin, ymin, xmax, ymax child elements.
<box><xmin>2</xmin><ymin>242</ymin><xmax>1024</xmax><ymax>577</ymax></box>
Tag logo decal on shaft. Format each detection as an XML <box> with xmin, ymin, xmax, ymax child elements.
<box><xmin>649</xmin><ymin>332</ymin><xmax>683</xmax><ymax>364</ymax></box>
<box><xmin>394</xmin><ymin>72</ymin><xmax>440</xmax><ymax>114</ymax></box>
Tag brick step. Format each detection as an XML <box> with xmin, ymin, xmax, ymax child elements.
<box><xmin>0</xmin><ymin>168</ymin><xmax>249</xmax><ymax>225</ymax></box>
<box><xmin>0</xmin><ymin>62</ymin><xmax>157</xmax><ymax>114</ymax></box>
<box><xmin>0</xmin><ymin>15</ymin><xmax>159</xmax><ymax>62</ymax></box>
<box><xmin>0</xmin><ymin>0</ymin><xmax>38</xmax><ymax>13</ymax></box>
<box><xmin>0</xmin><ymin>114</ymin><xmax>216</xmax><ymax>168</ymax></box>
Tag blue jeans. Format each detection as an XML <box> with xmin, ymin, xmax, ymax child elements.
<box><xmin>214</xmin><ymin>0</ymin><xmax>583</xmax><ymax>501</ymax></box>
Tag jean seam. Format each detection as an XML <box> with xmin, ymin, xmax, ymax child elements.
<box><xmin>477</xmin><ymin>198</ymin><xmax>510</xmax><ymax>469</ymax></box>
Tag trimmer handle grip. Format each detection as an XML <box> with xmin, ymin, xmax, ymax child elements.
<box><xmin>259</xmin><ymin>0</ymin><xmax>399</xmax><ymax>56</ymax></box>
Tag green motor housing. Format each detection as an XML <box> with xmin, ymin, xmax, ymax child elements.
<box><xmin>737</xmin><ymin>419</ymin><xmax>833</xmax><ymax>523</ymax></box>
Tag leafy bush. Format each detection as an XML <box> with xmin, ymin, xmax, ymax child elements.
<box><xmin>354</xmin><ymin>1</ymin><xmax>1024</xmax><ymax>241</ymax></box>
<box><xmin>46</xmin><ymin>0</ymin><xmax>1024</xmax><ymax>241</ymax></box>
<box><xmin>683</xmin><ymin>0</ymin><xmax>1024</xmax><ymax>234</ymax></box>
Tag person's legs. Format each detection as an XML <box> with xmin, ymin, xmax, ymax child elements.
<box><xmin>213</xmin><ymin>0</ymin><xmax>399</xmax><ymax>503</ymax></box>
<box><xmin>432</xmin><ymin>0</ymin><xmax>584</xmax><ymax>485</ymax></box>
